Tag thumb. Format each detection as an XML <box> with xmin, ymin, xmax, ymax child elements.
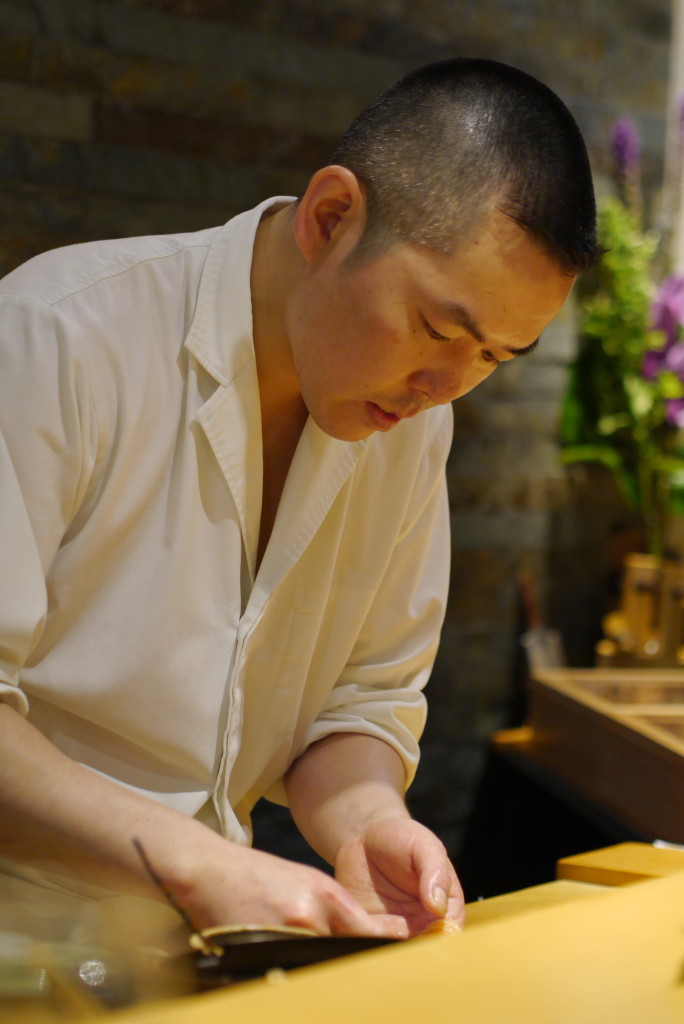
<box><xmin>422</xmin><ymin>868</ymin><xmax>450</xmax><ymax>916</ymax></box>
<box><xmin>414</xmin><ymin>844</ymin><xmax>465</xmax><ymax>924</ymax></box>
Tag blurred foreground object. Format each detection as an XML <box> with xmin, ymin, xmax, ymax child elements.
<box><xmin>0</xmin><ymin>863</ymin><xmax>193</xmax><ymax>1020</ymax></box>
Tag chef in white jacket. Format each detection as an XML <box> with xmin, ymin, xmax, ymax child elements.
<box><xmin>0</xmin><ymin>58</ymin><xmax>598</xmax><ymax>935</ymax></box>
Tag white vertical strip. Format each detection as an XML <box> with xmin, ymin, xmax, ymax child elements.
<box><xmin>666</xmin><ymin>0</ymin><xmax>684</xmax><ymax>271</ymax></box>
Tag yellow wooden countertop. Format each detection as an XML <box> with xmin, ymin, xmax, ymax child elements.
<box><xmin>557</xmin><ymin>841</ymin><xmax>684</xmax><ymax>885</ymax></box>
<box><xmin>111</xmin><ymin>862</ymin><xmax>684</xmax><ymax>1024</ymax></box>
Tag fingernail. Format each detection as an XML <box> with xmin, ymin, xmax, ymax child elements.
<box><xmin>431</xmin><ymin>885</ymin><xmax>448</xmax><ymax>914</ymax></box>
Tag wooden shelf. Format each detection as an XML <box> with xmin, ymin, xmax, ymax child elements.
<box><xmin>516</xmin><ymin>668</ymin><xmax>684</xmax><ymax>842</ymax></box>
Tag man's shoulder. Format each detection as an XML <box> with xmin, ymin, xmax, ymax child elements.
<box><xmin>0</xmin><ymin>225</ymin><xmax>224</xmax><ymax>309</ymax></box>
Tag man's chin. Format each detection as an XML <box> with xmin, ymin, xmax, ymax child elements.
<box><xmin>308</xmin><ymin>410</ymin><xmax>374</xmax><ymax>443</ymax></box>
<box><xmin>318</xmin><ymin>424</ymin><xmax>375</xmax><ymax>443</ymax></box>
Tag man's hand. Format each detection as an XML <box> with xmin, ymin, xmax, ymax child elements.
<box><xmin>172</xmin><ymin>837</ymin><xmax>385</xmax><ymax>937</ymax></box>
<box><xmin>285</xmin><ymin>733</ymin><xmax>465</xmax><ymax>938</ymax></box>
<box><xmin>334</xmin><ymin>817</ymin><xmax>464</xmax><ymax>937</ymax></box>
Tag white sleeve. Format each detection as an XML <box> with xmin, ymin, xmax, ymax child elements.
<box><xmin>0</xmin><ymin>295</ymin><xmax>97</xmax><ymax>710</ymax></box>
<box><xmin>300</xmin><ymin>409</ymin><xmax>452</xmax><ymax>789</ymax></box>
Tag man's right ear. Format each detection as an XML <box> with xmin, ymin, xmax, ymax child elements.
<box><xmin>293</xmin><ymin>166</ymin><xmax>367</xmax><ymax>265</ymax></box>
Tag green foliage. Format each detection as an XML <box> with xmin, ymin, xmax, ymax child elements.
<box><xmin>560</xmin><ymin>198</ymin><xmax>684</xmax><ymax>555</ymax></box>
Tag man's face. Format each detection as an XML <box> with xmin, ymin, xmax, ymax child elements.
<box><xmin>286</xmin><ymin>208</ymin><xmax>574</xmax><ymax>442</ymax></box>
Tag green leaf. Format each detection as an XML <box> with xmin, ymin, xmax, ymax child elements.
<box><xmin>656</xmin><ymin>371</ymin><xmax>684</xmax><ymax>400</ymax></box>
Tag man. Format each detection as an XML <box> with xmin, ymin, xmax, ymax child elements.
<box><xmin>0</xmin><ymin>58</ymin><xmax>599</xmax><ymax>937</ymax></box>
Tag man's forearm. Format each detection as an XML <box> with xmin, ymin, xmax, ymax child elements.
<box><xmin>0</xmin><ymin>703</ymin><xmax>383</xmax><ymax>935</ymax></box>
<box><xmin>0</xmin><ymin>700</ymin><xmax>212</xmax><ymax>894</ymax></box>
<box><xmin>284</xmin><ymin>732</ymin><xmax>411</xmax><ymax>865</ymax></box>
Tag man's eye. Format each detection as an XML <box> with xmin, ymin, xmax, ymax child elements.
<box><xmin>421</xmin><ymin>317</ymin><xmax>450</xmax><ymax>342</ymax></box>
<box><xmin>482</xmin><ymin>349</ymin><xmax>499</xmax><ymax>365</ymax></box>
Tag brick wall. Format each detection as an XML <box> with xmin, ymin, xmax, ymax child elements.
<box><xmin>0</xmin><ymin>0</ymin><xmax>673</xmax><ymax>866</ymax></box>
<box><xmin>0</xmin><ymin>1</ymin><xmax>671</xmax><ymax>270</ymax></box>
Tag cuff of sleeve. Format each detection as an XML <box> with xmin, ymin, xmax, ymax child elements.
<box><xmin>301</xmin><ymin>720</ymin><xmax>420</xmax><ymax>789</ymax></box>
<box><xmin>261</xmin><ymin>724</ymin><xmax>419</xmax><ymax>811</ymax></box>
<box><xmin>0</xmin><ymin>679</ymin><xmax>29</xmax><ymax>715</ymax></box>
<box><xmin>258</xmin><ymin>724</ymin><xmax>413</xmax><ymax>811</ymax></box>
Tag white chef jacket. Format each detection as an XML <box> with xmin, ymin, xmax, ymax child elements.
<box><xmin>0</xmin><ymin>197</ymin><xmax>453</xmax><ymax>845</ymax></box>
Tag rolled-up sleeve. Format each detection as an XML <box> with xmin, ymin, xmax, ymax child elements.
<box><xmin>300</xmin><ymin>408</ymin><xmax>453</xmax><ymax>788</ymax></box>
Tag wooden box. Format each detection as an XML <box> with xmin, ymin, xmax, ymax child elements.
<box><xmin>522</xmin><ymin>669</ymin><xmax>684</xmax><ymax>842</ymax></box>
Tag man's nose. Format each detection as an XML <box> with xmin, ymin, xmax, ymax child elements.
<box><xmin>409</xmin><ymin>368</ymin><xmax>469</xmax><ymax>405</ymax></box>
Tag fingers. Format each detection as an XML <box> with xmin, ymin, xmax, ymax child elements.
<box><xmin>188</xmin><ymin>842</ymin><xmax>385</xmax><ymax>938</ymax></box>
<box><xmin>342</xmin><ymin>817</ymin><xmax>465</xmax><ymax>929</ymax></box>
<box><xmin>363</xmin><ymin>912</ymin><xmax>411</xmax><ymax>939</ymax></box>
<box><xmin>325</xmin><ymin>886</ymin><xmax>386</xmax><ymax>937</ymax></box>
<box><xmin>251</xmin><ymin>876</ymin><xmax>383</xmax><ymax>938</ymax></box>
<box><xmin>298</xmin><ymin>870</ymin><xmax>385</xmax><ymax>937</ymax></box>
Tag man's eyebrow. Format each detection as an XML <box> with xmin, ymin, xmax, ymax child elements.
<box><xmin>437</xmin><ymin>302</ymin><xmax>485</xmax><ymax>343</ymax></box>
<box><xmin>436</xmin><ymin>301</ymin><xmax>540</xmax><ymax>357</ymax></box>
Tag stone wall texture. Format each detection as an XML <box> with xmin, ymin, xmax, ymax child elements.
<box><xmin>0</xmin><ymin>0</ymin><xmax>674</xmax><ymax>865</ymax></box>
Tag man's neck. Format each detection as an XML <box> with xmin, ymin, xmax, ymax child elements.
<box><xmin>250</xmin><ymin>204</ymin><xmax>310</xmax><ymax>566</ymax></box>
<box><xmin>250</xmin><ymin>202</ymin><xmax>306</xmax><ymax>433</ymax></box>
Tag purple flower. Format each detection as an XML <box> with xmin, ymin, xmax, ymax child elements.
<box><xmin>611</xmin><ymin>116</ymin><xmax>640</xmax><ymax>182</ymax></box>
<box><xmin>652</xmin><ymin>275</ymin><xmax>684</xmax><ymax>348</ymax></box>
<box><xmin>643</xmin><ymin>276</ymin><xmax>684</xmax><ymax>382</ymax></box>
<box><xmin>665</xmin><ymin>341</ymin><xmax>684</xmax><ymax>377</ymax></box>
<box><xmin>643</xmin><ymin>348</ymin><xmax>664</xmax><ymax>380</ymax></box>
<box><xmin>666</xmin><ymin>397</ymin><xmax>684</xmax><ymax>427</ymax></box>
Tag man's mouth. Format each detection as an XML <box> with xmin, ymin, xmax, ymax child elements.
<box><xmin>366</xmin><ymin>402</ymin><xmax>399</xmax><ymax>430</ymax></box>
<box><xmin>366</xmin><ymin>402</ymin><xmax>421</xmax><ymax>430</ymax></box>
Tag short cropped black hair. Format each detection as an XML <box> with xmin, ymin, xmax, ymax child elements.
<box><xmin>331</xmin><ymin>58</ymin><xmax>600</xmax><ymax>274</ymax></box>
